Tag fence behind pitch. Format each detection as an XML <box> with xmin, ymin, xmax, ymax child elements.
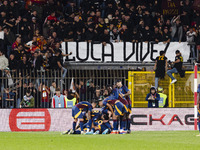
<box><xmin>0</xmin><ymin>69</ymin><xmax>197</xmax><ymax>108</ymax></box>
<box><xmin>0</xmin><ymin>69</ymin><xmax>128</xmax><ymax>108</ymax></box>
<box><xmin>128</xmin><ymin>71</ymin><xmax>198</xmax><ymax>107</ymax></box>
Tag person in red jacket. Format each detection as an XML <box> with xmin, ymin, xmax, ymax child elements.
<box><xmin>12</xmin><ymin>37</ymin><xmax>21</xmax><ymax>50</ymax></box>
<box><xmin>44</xmin><ymin>12</ymin><xmax>57</xmax><ymax>24</ymax></box>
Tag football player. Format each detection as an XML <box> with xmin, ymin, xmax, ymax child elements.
<box><xmin>115</xmin><ymin>79</ymin><xmax>131</xmax><ymax>133</ymax></box>
<box><xmin>69</xmin><ymin>101</ymin><xmax>97</xmax><ymax>134</ymax></box>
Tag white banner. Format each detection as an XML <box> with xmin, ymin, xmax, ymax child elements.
<box><xmin>0</xmin><ymin>108</ymin><xmax>194</xmax><ymax>132</ymax></box>
<box><xmin>61</xmin><ymin>42</ymin><xmax>190</xmax><ymax>62</ymax></box>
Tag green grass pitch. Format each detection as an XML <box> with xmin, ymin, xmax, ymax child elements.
<box><xmin>0</xmin><ymin>131</ymin><xmax>200</xmax><ymax>150</ymax></box>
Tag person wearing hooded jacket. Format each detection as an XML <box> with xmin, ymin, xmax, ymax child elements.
<box><xmin>167</xmin><ymin>50</ymin><xmax>185</xmax><ymax>84</ymax></box>
<box><xmin>145</xmin><ymin>87</ymin><xmax>160</xmax><ymax>108</ymax></box>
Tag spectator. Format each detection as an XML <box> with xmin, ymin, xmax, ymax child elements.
<box><xmin>73</xmin><ymin>15</ymin><xmax>85</xmax><ymax>33</ymax></box>
<box><xmin>119</xmin><ymin>24</ymin><xmax>129</xmax><ymax>41</ymax></box>
<box><xmin>96</xmin><ymin>18</ymin><xmax>106</xmax><ymax>37</ymax></box>
<box><xmin>64</xmin><ymin>30</ymin><xmax>74</xmax><ymax>42</ymax></box>
<box><xmin>20</xmin><ymin>89</ymin><xmax>35</xmax><ymax>108</ymax></box>
<box><xmin>103</xmin><ymin>88</ymin><xmax>109</xmax><ymax>98</ymax></box>
<box><xmin>8</xmin><ymin>54</ymin><xmax>18</xmax><ymax>71</ymax></box>
<box><xmin>171</xmin><ymin>16</ymin><xmax>183</xmax><ymax>42</ymax></box>
<box><xmin>38</xmin><ymin>35</ymin><xmax>47</xmax><ymax>51</ymax></box>
<box><xmin>187</xmin><ymin>28</ymin><xmax>196</xmax><ymax>43</ymax></box>
<box><xmin>180</xmin><ymin>10</ymin><xmax>190</xmax><ymax>26</ymax></box>
<box><xmin>165</xmin><ymin>19</ymin><xmax>171</xmax><ymax>30</ymax></box>
<box><xmin>195</xmin><ymin>29</ymin><xmax>200</xmax><ymax>54</ymax></box>
<box><xmin>85</xmin><ymin>26</ymin><xmax>96</xmax><ymax>42</ymax></box>
<box><xmin>142</xmin><ymin>25</ymin><xmax>152</xmax><ymax>42</ymax></box>
<box><xmin>167</xmin><ymin>50</ymin><xmax>185</xmax><ymax>84</ymax></box>
<box><xmin>3</xmin><ymin>87</ymin><xmax>15</xmax><ymax>108</ymax></box>
<box><xmin>153</xmin><ymin>51</ymin><xmax>168</xmax><ymax>89</ymax></box>
<box><xmin>4</xmin><ymin>27</ymin><xmax>15</xmax><ymax>57</ymax></box>
<box><xmin>28</xmin><ymin>82</ymin><xmax>37</xmax><ymax>101</ymax></box>
<box><xmin>157</xmin><ymin>87</ymin><xmax>168</xmax><ymax>108</ymax></box>
<box><xmin>50</xmin><ymin>81</ymin><xmax>56</xmax><ymax>99</ymax></box>
<box><xmin>0</xmin><ymin>51</ymin><xmax>8</xmax><ymax>70</ymax></box>
<box><xmin>131</xmin><ymin>28</ymin><xmax>140</xmax><ymax>42</ymax></box>
<box><xmin>29</xmin><ymin>42</ymin><xmax>40</xmax><ymax>54</ymax></box>
<box><xmin>49</xmin><ymin>50</ymin><xmax>68</xmax><ymax>82</ymax></box>
<box><xmin>87</xmin><ymin>80</ymin><xmax>95</xmax><ymax>102</ymax></box>
<box><xmin>110</xmin><ymin>27</ymin><xmax>120</xmax><ymax>42</ymax></box>
<box><xmin>0</xmin><ymin>51</ymin><xmax>8</xmax><ymax>85</ymax></box>
<box><xmin>19</xmin><ymin>55</ymin><xmax>32</xmax><ymax>76</ymax></box>
<box><xmin>45</xmin><ymin>11</ymin><xmax>57</xmax><ymax>23</ymax></box>
<box><xmin>12</xmin><ymin>44</ymin><xmax>24</xmax><ymax>61</ymax></box>
<box><xmin>32</xmin><ymin>51</ymin><xmax>43</xmax><ymax>72</ymax></box>
<box><xmin>26</xmin><ymin>36</ymin><xmax>38</xmax><ymax>50</ymax></box>
<box><xmin>94</xmin><ymin>87</ymin><xmax>104</xmax><ymax>101</ymax></box>
<box><xmin>143</xmin><ymin>10</ymin><xmax>153</xmax><ymax>28</ymax></box>
<box><xmin>65</xmin><ymin>90</ymin><xmax>76</xmax><ymax>108</ymax></box>
<box><xmin>30</xmin><ymin>17</ymin><xmax>40</xmax><ymax>38</ymax></box>
<box><xmin>0</xmin><ymin>25</ymin><xmax>4</xmax><ymax>52</ymax></box>
<box><xmin>194</xmin><ymin>11</ymin><xmax>200</xmax><ymax>27</ymax></box>
<box><xmin>79</xmin><ymin>80</ymin><xmax>86</xmax><ymax>101</ymax></box>
<box><xmin>52</xmin><ymin>88</ymin><xmax>66</xmax><ymax>108</ymax></box>
<box><xmin>4</xmin><ymin>67</ymin><xmax>14</xmax><ymax>87</ymax></box>
<box><xmin>145</xmin><ymin>87</ymin><xmax>160</xmax><ymax>108</ymax></box>
<box><xmin>162</xmin><ymin>27</ymin><xmax>171</xmax><ymax>44</ymax></box>
<box><xmin>74</xmin><ymin>29</ymin><xmax>85</xmax><ymax>42</ymax></box>
<box><xmin>20</xmin><ymin>16</ymin><xmax>31</xmax><ymax>43</ymax></box>
<box><xmin>101</xmin><ymin>29</ymin><xmax>110</xmax><ymax>45</ymax></box>
<box><xmin>182</xmin><ymin>25</ymin><xmax>188</xmax><ymax>42</ymax></box>
<box><xmin>187</xmin><ymin>28</ymin><xmax>197</xmax><ymax>59</ymax></box>
<box><xmin>12</xmin><ymin>36</ymin><xmax>21</xmax><ymax>50</ymax></box>
<box><xmin>38</xmin><ymin>82</ymin><xmax>50</xmax><ymax>108</ymax></box>
<box><xmin>152</xmin><ymin>27</ymin><xmax>162</xmax><ymax>43</ymax></box>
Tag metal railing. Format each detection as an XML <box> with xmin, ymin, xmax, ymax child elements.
<box><xmin>0</xmin><ymin>69</ymin><xmax>128</xmax><ymax>108</ymax></box>
<box><xmin>1</xmin><ymin>69</ymin><xmax>198</xmax><ymax>108</ymax></box>
<box><xmin>128</xmin><ymin>71</ymin><xmax>196</xmax><ymax>107</ymax></box>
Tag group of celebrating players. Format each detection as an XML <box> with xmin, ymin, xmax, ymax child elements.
<box><xmin>62</xmin><ymin>79</ymin><xmax>131</xmax><ymax>135</ymax></box>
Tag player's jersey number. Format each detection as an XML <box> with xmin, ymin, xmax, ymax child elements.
<box><xmin>159</xmin><ymin>56</ymin><xmax>164</xmax><ymax>60</ymax></box>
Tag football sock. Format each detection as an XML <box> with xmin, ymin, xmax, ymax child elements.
<box><xmin>80</xmin><ymin>121</ymin><xmax>84</xmax><ymax>131</ymax></box>
<box><xmin>113</xmin><ymin>120</ymin><xmax>118</xmax><ymax>130</ymax></box>
<box><xmin>123</xmin><ymin>119</ymin><xmax>127</xmax><ymax>130</ymax></box>
<box><xmin>75</xmin><ymin>130</ymin><xmax>81</xmax><ymax>134</ymax></box>
<box><xmin>127</xmin><ymin>119</ymin><xmax>131</xmax><ymax>130</ymax></box>
<box><xmin>88</xmin><ymin>119</ymin><xmax>92</xmax><ymax>129</ymax></box>
<box><xmin>73</xmin><ymin>122</ymin><xmax>76</xmax><ymax>131</ymax></box>
<box><xmin>119</xmin><ymin>117</ymin><xmax>123</xmax><ymax>129</ymax></box>
<box><xmin>91</xmin><ymin>128</ymin><xmax>95</xmax><ymax>133</ymax></box>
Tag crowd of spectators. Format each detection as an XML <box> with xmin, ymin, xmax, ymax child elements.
<box><xmin>0</xmin><ymin>0</ymin><xmax>199</xmax><ymax>70</ymax></box>
<box><xmin>0</xmin><ymin>0</ymin><xmax>199</xmax><ymax>108</ymax></box>
<box><xmin>0</xmin><ymin>76</ymin><xmax>114</xmax><ymax>108</ymax></box>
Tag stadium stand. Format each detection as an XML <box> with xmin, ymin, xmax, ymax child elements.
<box><xmin>0</xmin><ymin>0</ymin><xmax>199</xmax><ymax>108</ymax></box>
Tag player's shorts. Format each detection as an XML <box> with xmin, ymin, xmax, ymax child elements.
<box><xmin>123</xmin><ymin>104</ymin><xmax>128</xmax><ymax>114</ymax></box>
<box><xmin>98</xmin><ymin>122</ymin><xmax>110</xmax><ymax>133</ymax></box>
<box><xmin>198</xmin><ymin>110</ymin><xmax>200</xmax><ymax>117</ymax></box>
<box><xmin>114</xmin><ymin>101</ymin><xmax>126</xmax><ymax>116</ymax></box>
<box><xmin>72</xmin><ymin>106</ymin><xmax>83</xmax><ymax>119</ymax></box>
<box><xmin>92</xmin><ymin>116</ymin><xmax>99</xmax><ymax>122</ymax></box>
<box><xmin>125</xmin><ymin>99</ymin><xmax>132</xmax><ymax>114</ymax></box>
<box><xmin>93</xmin><ymin>121</ymin><xmax>99</xmax><ymax>127</ymax></box>
<box><xmin>127</xmin><ymin>104</ymin><xmax>132</xmax><ymax>114</ymax></box>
